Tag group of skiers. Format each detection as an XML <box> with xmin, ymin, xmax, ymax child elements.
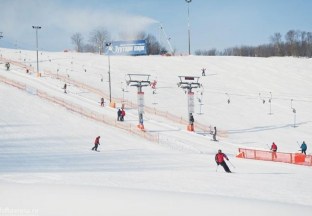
<box><xmin>270</xmin><ymin>141</ymin><xmax>308</xmax><ymax>156</ymax></box>
<box><xmin>117</xmin><ymin>108</ymin><xmax>126</xmax><ymax>121</ymax></box>
<box><xmin>5</xmin><ymin>62</ymin><xmax>10</xmax><ymax>70</ymax></box>
<box><xmin>90</xmin><ymin>136</ymin><xmax>309</xmax><ymax>173</ymax></box>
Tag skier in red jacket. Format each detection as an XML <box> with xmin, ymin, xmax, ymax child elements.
<box><xmin>120</xmin><ymin>109</ymin><xmax>126</xmax><ymax>121</ymax></box>
<box><xmin>92</xmin><ymin>136</ymin><xmax>100</xmax><ymax>151</ymax></box>
<box><xmin>270</xmin><ymin>142</ymin><xmax>277</xmax><ymax>159</ymax></box>
<box><xmin>215</xmin><ymin>149</ymin><xmax>231</xmax><ymax>173</ymax></box>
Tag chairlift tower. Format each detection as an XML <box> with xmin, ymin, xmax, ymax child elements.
<box><xmin>177</xmin><ymin>76</ymin><xmax>201</xmax><ymax>131</ymax></box>
<box><xmin>126</xmin><ymin>74</ymin><xmax>151</xmax><ymax>130</ymax></box>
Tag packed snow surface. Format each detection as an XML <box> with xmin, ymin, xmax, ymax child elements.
<box><xmin>0</xmin><ymin>49</ymin><xmax>312</xmax><ymax>215</ymax></box>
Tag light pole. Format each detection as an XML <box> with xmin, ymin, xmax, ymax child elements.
<box><xmin>32</xmin><ymin>26</ymin><xmax>41</xmax><ymax>74</ymax></box>
<box><xmin>185</xmin><ymin>0</ymin><xmax>192</xmax><ymax>55</ymax></box>
<box><xmin>106</xmin><ymin>42</ymin><xmax>112</xmax><ymax>103</ymax></box>
<box><xmin>0</xmin><ymin>32</ymin><xmax>3</xmax><ymax>57</ymax></box>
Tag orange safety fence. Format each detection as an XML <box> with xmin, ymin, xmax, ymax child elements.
<box><xmin>237</xmin><ymin>148</ymin><xmax>312</xmax><ymax>166</ymax></box>
<box><xmin>0</xmin><ymin>74</ymin><xmax>159</xmax><ymax>144</ymax></box>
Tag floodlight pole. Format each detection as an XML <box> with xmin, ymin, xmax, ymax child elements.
<box><xmin>268</xmin><ymin>92</ymin><xmax>272</xmax><ymax>115</ymax></box>
<box><xmin>32</xmin><ymin>26</ymin><xmax>41</xmax><ymax>75</ymax></box>
<box><xmin>106</xmin><ymin>42</ymin><xmax>112</xmax><ymax>103</ymax></box>
<box><xmin>0</xmin><ymin>32</ymin><xmax>3</xmax><ymax>57</ymax></box>
<box><xmin>185</xmin><ymin>0</ymin><xmax>192</xmax><ymax>55</ymax></box>
<box><xmin>293</xmin><ymin>108</ymin><xmax>296</xmax><ymax>128</ymax></box>
<box><xmin>291</xmin><ymin>99</ymin><xmax>296</xmax><ymax>128</ymax></box>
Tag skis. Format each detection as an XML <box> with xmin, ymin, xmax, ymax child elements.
<box><xmin>91</xmin><ymin>149</ymin><xmax>100</xmax><ymax>152</ymax></box>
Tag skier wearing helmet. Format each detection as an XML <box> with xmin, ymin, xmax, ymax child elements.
<box><xmin>215</xmin><ymin>149</ymin><xmax>231</xmax><ymax>173</ymax></box>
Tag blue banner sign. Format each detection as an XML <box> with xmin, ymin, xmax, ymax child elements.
<box><xmin>106</xmin><ymin>40</ymin><xmax>147</xmax><ymax>56</ymax></box>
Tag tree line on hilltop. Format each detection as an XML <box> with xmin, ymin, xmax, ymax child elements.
<box><xmin>71</xmin><ymin>28</ymin><xmax>168</xmax><ymax>55</ymax></box>
<box><xmin>72</xmin><ymin>29</ymin><xmax>312</xmax><ymax>57</ymax></box>
<box><xmin>195</xmin><ymin>30</ymin><xmax>312</xmax><ymax>57</ymax></box>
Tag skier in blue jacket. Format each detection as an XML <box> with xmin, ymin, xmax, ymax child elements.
<box><xmin>300</xmin><ymin>141</ymin><xmax>307</xmax><ymax>155</ymax></box>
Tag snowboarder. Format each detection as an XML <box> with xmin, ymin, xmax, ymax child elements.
<box><xmin>91</xmin><ymin>136</ymin><xmax>100</xmax><ymax>151</ymax></box>
<box><xmin>120</xmin><ymin>109</ymin><xmax>126</xmax><ymax>121</ymax></box>
<box><xmin>300</xmin><ymin>141</ymin><xmax>307</xmax><ymax>155</ymax></box>
<box><xmin>212</xmin><ymin>126</ymin><xmax>217</xmax><ymax>141</ymax></box>
<box><xmin>215</xmin><ymin>149</ymin><xmax>231</xmax><ymax>173</ymax></box>
<box><xmin>270</xmin><ymin>142</ymin><xmax>277</xmax><ymax>159</ymax></box>
<box><xmin>100</xmin><ymin>97</ymin><xmax>105</xmax><ymax>107</ymax></box>
<box><xmin>63</xmin><ymin>83</ymin><xmax>67</xmax><ymax>94</ymax></box>
<box><xmin>117</xmin><ymin>109</ymin><xmax>122</xmax><ymax>121</ymax></box>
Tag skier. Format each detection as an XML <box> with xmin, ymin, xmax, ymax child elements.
<box><xmin>100</xmin><ymin>97</ymin><xmax>104</xmax><ymax>107</ymax></box>
<box><xmin>5</xmin><ymin>62</ymin><xmax>10</xmax><ymax>71</ymax></box>
<box><xmin>202</xmin><ymin>68</ymin><xmax>206</xmax><ymax>76</ymax></box>
<box><xmin>190</xmin><ymin>113</ymin><xmax>194</xmax><ymax>125</ymax></box>
<box><xmin>300</xmin><ymin>141</ymin><xmax>307</xmax><ymax>155</ymax></box>
<box><xmin>91</xmin><ymin>136</ymin><xmax>100</xmax><ymax>151</ymax></box>
<box><xmin>212</xmin><ymin>126</ymin><xmax>217</xmax><ymax>141</ymax></box>
<box><xmin>270</xmin><ymin>142</ymin><xmax>277</xmax><ymax>159</ymax></box>
<box><xmin>215</xmin><ymin>149</ymin><xmax>231</xmax><ymax>173</ymax></box>
<box><xmin>117</xmin><ymin>109</ymin><xmax>122</xmax><ymax>121</ymax></box>
<box><xmin>120</xmin><ymin>109</ymin><xmax>126</xmax><ymax>121</ymax></box>
<box><xmin>150</xmin><ymin>80</ymin><xmax>157</xmax><ymax>94</ymax></box>
<box><xmin>63</xmin><ymin>83</ymin><xmax>67</xmax><ymax>94</ymax></box>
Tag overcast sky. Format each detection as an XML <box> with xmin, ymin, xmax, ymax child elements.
<box><xmin>0</xmin><ymin>0</ymin><xmax>311</xmax><ymax>53</ymax></box>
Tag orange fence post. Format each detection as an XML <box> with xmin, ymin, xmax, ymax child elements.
<box><xmin>294</xmin><ymin>153</ymin><xmax>305</xmax><ymax>164</ymax></box>
<box><xmin>236</xmin><ymin>152</ymin><xmax>245</xmax><ymax>158</ymax></box>
<box><xmin>187</xmin><ymin>124</ymin><xmax>194</xmax><ymax>131</ymax></box>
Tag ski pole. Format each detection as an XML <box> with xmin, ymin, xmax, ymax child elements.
<box><xmin>228</xmin><ymin>160</ymin><xmax>236</xmax><ymax>168</ymax></box>
<box><xmin>216</xmin><ymin>164</ymin><xmax>219</xmax><ymax>172</ymax></box>
<box><xmin>296</xmin><ymin>141</ymin><xmax>301</xmax><ymax>147</ymax></box>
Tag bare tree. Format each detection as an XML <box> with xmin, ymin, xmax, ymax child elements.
<box><xmin>83</xmin><ymin>44</ymin><xmax>97</xmax><ymax>53</ymax></box>
<box><xmin>285</xmin><ymin>30</ymin><xmax>298</xmax><ymax>56</ymax></box>
<box><xmin>270</xmin><ymin>32</ymin><xmax>282</xmax><ymax>56</ymax></box>
<box><xmin>89</xmin><ymin>28</ymin><xmax>110</xmax><ymax>55</ymax></box>
<box><xmin>307</xmin><ymin>32</ymin><xmax>312</xmax><ymax>57</ymax></box>
<box><xmin>195</xmin><ymin>49</ymin><xmax>217</xmax><ymax>56</ymax></box>
<box><xmin>71</xmin><ymin>33</ymin><xmax>84</xmax><ymax>52</ymax></box>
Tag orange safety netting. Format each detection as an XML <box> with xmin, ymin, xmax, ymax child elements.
<box><xmin>237</xmin><ymin>148</ymin><xmax>312</xmax><ymax>166</ymax></box>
